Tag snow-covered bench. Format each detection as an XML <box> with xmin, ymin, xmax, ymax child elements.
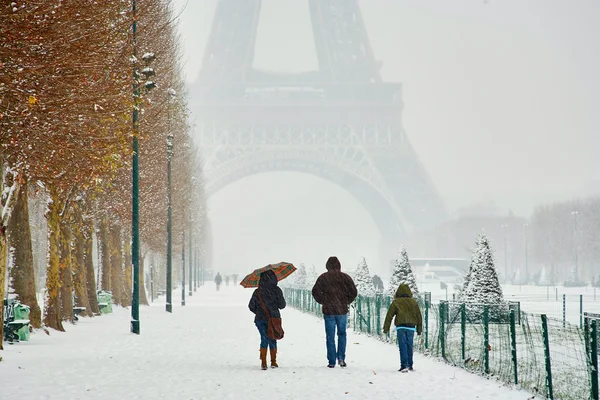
<box><xmin>3</xmin><ymin>299</ymin><xmax>30</xmax><ymax>344</ymax></box>
<box><xmin>4</xmin><ymin>319</ymin><xmax>30</xmax><ymax>343</ymax></box>
<box><xmin>98</xmin><ymin>303</ymin><xmax>109</xmax><ymax>313</ymax></box>
<box><xmin>73</xmin><ymin>307</ymin><xmax>86</xmax><ymax>321</ymax></box>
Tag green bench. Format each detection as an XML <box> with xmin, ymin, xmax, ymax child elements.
<box><xmin>3</xmin><ymin>299</ymin><xmax>30</xmax><ymax>344</ymax></box>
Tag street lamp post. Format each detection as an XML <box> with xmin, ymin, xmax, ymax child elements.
<box><xmin>165</xmin><ymin>88</ymin><xmax>176</xmax><ymax>313</ymax></box>
<box><xmin>131</xmin><ymin>0</ymin><xmax>157</xmax><ymax>333</ymax></box>
<box><xmin>130</xmin><ymin>0</ymin><xmax>141</xmax><ymax>334</ymax></box>
<box><xmin>181</xmin><ymin>230</ymin><xmax>186</xmax><ymax>306</ymax></box>
<box><xmin>194</xmin><ymin>248</ymin><xmax>198</xmax><ymax>292</ymax></box>
<box><xmin>166</xmin><ymin>132</ymin><xmax>174</xmax><ymax>312</ymax></box>
<box><xmin>189</xmin><ymin>214</ymin><xmax>193</xmax><ymax>296</ymax></box>
<box><xmin>571</xmin><ymin>210</ymin><xmax>579</xmax><ymax>280</ymax></box>
<box><xmin>524</xmin><ymin>223</ymin><xmax>529</xmax><ymax>285</ymax></box>
<box><xmin>150</xmin><ymin>265</ymin><xmax>154</xmax><ymax>302</ymax></box>
<box><xmin>501</xmin><ymin>224</ymin><xmax>508</xmax><ymax>282</ymax></box>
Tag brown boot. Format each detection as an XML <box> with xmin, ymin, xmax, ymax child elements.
<box><xmin>260</xmin><ymin>348</ymin><xmax>268</xmax><ymax>370</ymax></box>
<box><xmin>270</xmin><ymin>348</ymin><xmax>278</xmax><ymax>368</ymax></box>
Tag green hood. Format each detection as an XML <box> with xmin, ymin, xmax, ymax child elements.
<box><xmin>395</xmin><ymin>284</ymin><xmax>412</xmax><ymax>298</ymax></box>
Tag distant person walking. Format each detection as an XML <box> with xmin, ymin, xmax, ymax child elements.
<box><xmin>214</xmin><ymin>273</ymin><xmax>222</xmax><ymax>291</ymax></box>
<box><xmin>248</xmin><ymin>270</ymin><xmax>286</xmax><ymax>370</ymax></box>
<box><xmin>225</xmin><ymin>275</ymin><xmax>230</xmax><ymax>286</ymax></box>
<box><xmin>383</xmin><ymin>283</ymin><xmax>423</xmax><ymax>372</ymax></box>
<box><xmin>311</xmin><ymin>256</ymin><xmax>357</xmax><ymax>368</ymax></box>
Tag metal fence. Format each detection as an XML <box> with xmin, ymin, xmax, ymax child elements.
<box><xmin>284</xmin><ymin>288</ymin><xmax>599</xmax><ymax>400</ymax></box>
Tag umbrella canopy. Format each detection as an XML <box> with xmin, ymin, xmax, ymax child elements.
<box><xmin>239</xmin><ymin>262</ymin><xmax>296</xmax><ymax>288</ymax></box>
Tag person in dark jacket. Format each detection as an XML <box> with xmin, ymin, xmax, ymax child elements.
<box><xmin>248</xmin><ymin>270</ymin><xmax>286</xmax><ymax>370</ymax></box>
<box><xmin>214</xmin><ymin>273</ymin><xmax>222</xmax><ymax>291</ymax></box>
<box><xmin>383</xmin><ymin>284</ymin><xmax>423</xmax><ymax>372</ymax></box>
<box><xmin>311</xmin><ymin>256</ymin><xmax>358</xmax><ymax>368</ymax></box>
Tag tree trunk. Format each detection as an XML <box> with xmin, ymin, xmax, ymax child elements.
<box><xmin>98</xmin><ymin>216</ymin><xmax>111</xmax><ymax>292</ymax></box>
<box><xmin>122</xmin><ymin>237</ymin><xmax>132</xmax><ymax>306</ymax></box>
<box><xmin>83</xmin><ymin>213</ymin><xmax>100</xmax><ymax>315</ymax></box>
<box><xmin>59</xmin><ymin>209</ymin><xmax>74</xmax><ymax>322</ymax></box>
<box><xmin>139</xmin><ymin>251</ymin><xmax>149</xmax><ymax>306</ymax></box>
<box><xmin>44</xmin><ymin>186</ymin><xmax>65</xmax><ymax>331</ymax></box>
<box><xmin>7</xmin><ymin>177</ymin><xmax>42</xmax><ymax>328</ymax></box>
<box><xmin>71</xmin><ymin>201</ymin><xmax>91</xmax><ymax>317</ymax></box>
<box><xmin>0</xmin><ymin>225</ymin><xmax>7</xmax><ymax>350</ymax></box>
<box><xmin>109</xmin><ymin>223</ymin><xmax>123</xmax><ymax>306</ymax></box>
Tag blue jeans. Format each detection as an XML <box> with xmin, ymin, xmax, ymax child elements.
<box><xmin>397</xmin><ymin>328</ymin><xmax>415</xmax><ymax>369</ymax></box>
<box><xmin>256</xmin><ymin>320</ymin><xmax>277</xmax><ymax>349</ymax></box>
<box><xmin>324</xmin><ymin>314</ymin><xmax>347</xmax><ymax>366</ymax></box>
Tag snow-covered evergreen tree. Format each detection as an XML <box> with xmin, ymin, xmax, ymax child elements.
<box><xmin>293</xmin><ymin>263</ymin><xmax>308</xmax><ymax>289</ymax></box>
<box><xmin>354</xmin><ymin>257</ymin><xmax>375</xmax><ymax>296</ymax></box>
<box><xmin>537</xmin><ymin>267</ymin><xmax>550</xmax><ymax>286</ymax></box>
<box><xmin>462</xmin><ymin>234</ymin><xmax>504</xmax><ymax>305</ymax></box>
<box><xmin>387</xmin><ymin>246</ymin><xmax>419</xmax><ymax>296</ymax></box>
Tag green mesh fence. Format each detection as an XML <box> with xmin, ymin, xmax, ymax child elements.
<box><xmin>284</xmin><ymin>288</ymin><xmax>599</xmax><ymax>400</ymax></box>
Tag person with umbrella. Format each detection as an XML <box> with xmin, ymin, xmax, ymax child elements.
<box><xmin>248</xmin><ymin>269</ymin><xmax>287</xmax><ymax>370</ymax></box>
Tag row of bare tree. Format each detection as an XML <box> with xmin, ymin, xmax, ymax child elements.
<box><xmin>404</xmin><ymin>196</ymin><xmax>600</xmax><ymax>284</ymax></box>
<box><xmin>0</xmin><ymin>1</ymin><xmax>205</xmax><ymax>349</ymax></box>
<box><xmin>530</xmin><ymin>197</ymin><xmax>600</xmax><ymax>284</ymax></box>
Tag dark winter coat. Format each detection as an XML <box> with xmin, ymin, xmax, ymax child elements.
<box><xmin>383</xmin><ymin>284</ymin><xmax>423</xmax><ymax>335</ymax></box>
<box><xmin>311</xmin><ymin>257</ymin><xmax>358</xmax><ymax>315</ymax></box>
<box><xmin>215</xmin><ymin>273</ymin><xmax>222</xmax><ymax>284</ymax></box>
<box><xmin>248</xmin><ymin>270</ymin><xmax>286</xmax><ymax>323</ymax></box>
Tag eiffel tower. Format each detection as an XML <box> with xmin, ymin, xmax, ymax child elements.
<box><xmin>190</xmin><ymin>0</ymin><xmax>446</xmax><ymax>266</ymax></box>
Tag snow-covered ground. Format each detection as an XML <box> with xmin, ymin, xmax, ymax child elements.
<box><xmin>1</xmin><ymin>285</ymin><xmax>532</xmax><ymax>399</ymax></box>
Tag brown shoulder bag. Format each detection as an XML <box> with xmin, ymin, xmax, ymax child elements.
<box><xmin>257</xmin><ymin>293</ymin><xmax>284</xmax><ymax>340</ymax></box>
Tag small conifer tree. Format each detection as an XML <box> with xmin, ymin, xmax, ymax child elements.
<box><xmin>462</xmin><ymin>234</ymin><xmax>504</xmax><ymax>305</ymax></box>
<box><xmin>387</xmin><ymin>246</ymin><xmax>418</xmax><ymax>296</ymax></box>
<box><xmin>355</xmin><ymin>257</ymin><xmax>375</xmax><ymax>296</ymax></box>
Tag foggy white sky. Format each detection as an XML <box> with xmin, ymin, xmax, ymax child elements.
<box><xmin>170</xmin><ymin>0</ymin><xmax>600</xmax><ymax>276</ymax></box>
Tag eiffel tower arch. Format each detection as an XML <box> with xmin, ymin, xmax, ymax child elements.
<box><xmin>190</xmin><ymin>0</ymin><xmax>447</xmax><ymax>267</ymax></box>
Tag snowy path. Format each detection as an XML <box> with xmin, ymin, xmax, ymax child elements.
<box><xmin>1</xmin><ymin>286</ymin><xmax>532</xmax><ymax>400</ymax></box>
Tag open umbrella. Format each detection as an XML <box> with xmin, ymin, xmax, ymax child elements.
<box><xmin>239</xmin><ymin>262</ymin><xmax>296</xmax><ymax>288</ymax></box>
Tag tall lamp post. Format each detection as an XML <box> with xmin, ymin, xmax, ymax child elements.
<box><xmin>524</xmin><ymin>223</ymin><xmax>529</xmax><ymax>285</ymax></box>
<box><xmin>130</xmin><ymin>0</ymin><xmax>141</xmax><ymax>335</ymax></box>
<box><xmin>501</xmin><ymin>224</ymin><xmax>508</xmax><ymax>282</ymax></box>
<box><xmin>131</xmin><ymin>0</ymin><xmax>156</xmax><ymax>334</ymax></box>
<box><xmin>181</xmin><ymin>230</ymin><xmax>185</xmax><ymax>306</ymax></box>
<box><xmin>571</xmin><ymin>210</ymin><xmax>579</xmax><ymax>280</ymax></box>
<box><xmin>189</xmin><ymin>214</ymin><xmax>193</xmax><ymax>297</ymax></box>
<box><xmin>165</xmin><ymin>88</ymin><xmax>176</xmax><ymax>312</ymax></box>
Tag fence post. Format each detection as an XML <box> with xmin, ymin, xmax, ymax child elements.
<box><xmin>592</xmin><ymin>320</ymin><xmax>599</xmax><ymax>400</ymax></box>
<box><xmin>376</xmin><ymin>294</ymin><xmax>381</xmax><ymax>336</ymax></box>
<box><xmin>366</xmin><ymin>296</ymin><xmax>372</xmax><ymax>334</ymax></box>
<box><xmin>424</xmin><ymin>299</ymin><xmax>429</xmax><ymax>349</ymax></box>
<box><xmin>439</xmin><ymin>301</ymin><xmax>446</xmax><ymax>359</ymax></box>
<box><xmin>510</xmin><ymin>309</ymin><xmax>518</xmax><ymax>385</ymax></box>
<box><xmin>358</xmin><ymin>296</ymin><xmax>362</xmax><ymax>331</ymax></box>
<box><xmin>461</xmin><ymin>303</ymin><xmax>466</xmax><ymax>360</ymax></box>
<box><xmin>483</xmin><ymin>305</ymin><xmax>489</xmax><ymax>375</ymax></box>
<box><xmin>563</xmin><ymin>294</ymin><xmax>566</xmax><ymax>328</ymax></box>
<box><xmin>541</xmin><ymin>314</ymin><xmax>554</xmax><ymax>400</ymax></box>
<box><xmin>353</xmin><ymin>297</ymin><xmax>357</xmax><ymax>331</ymax></box>
<box><xmin>580</xmin><ymin>294</ymin><xmax>583</xmax><ymax>329</ymax></box>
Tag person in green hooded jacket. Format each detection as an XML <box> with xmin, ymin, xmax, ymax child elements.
<box><xmin>383</xmin><ymin>284</ymin><xmax>422</xmax><ymax>372</ymax></box>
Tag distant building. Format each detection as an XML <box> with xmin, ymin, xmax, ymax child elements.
<box><xmin>390</xmin><ymin>258</ymin><xmax>469</xmax><ymax>284</ymax></box>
